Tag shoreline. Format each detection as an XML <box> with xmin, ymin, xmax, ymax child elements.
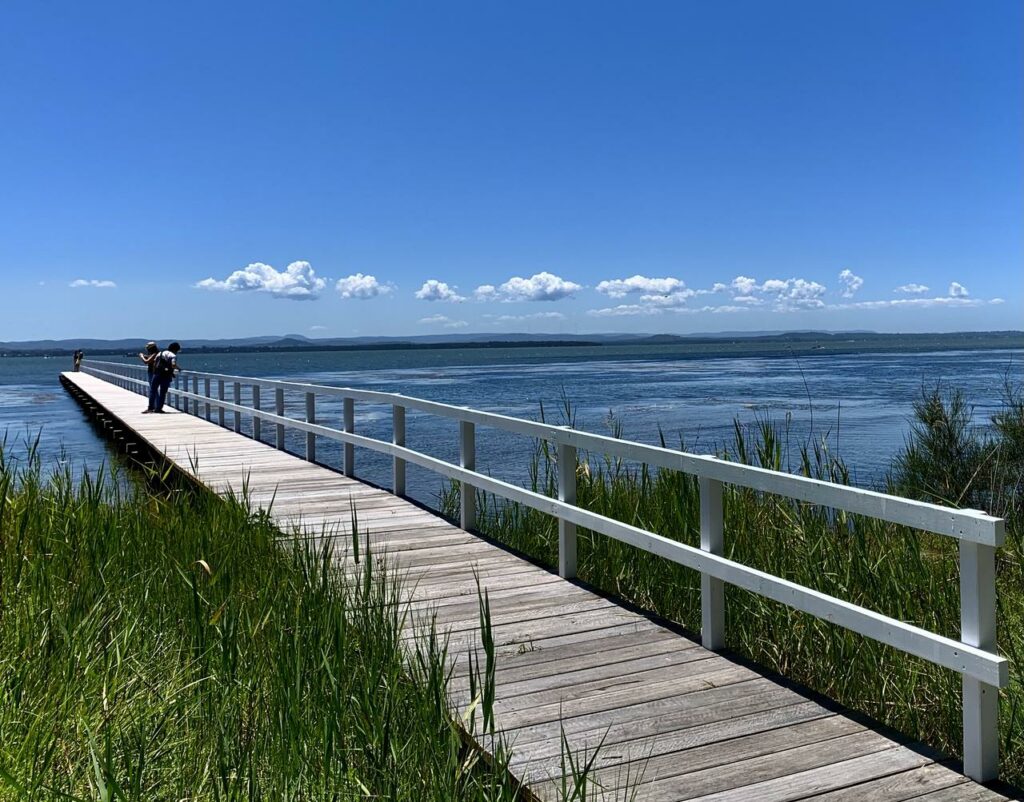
<box><xmin>2</xmin><ymin>330</ymin><xmax>1023</xmax><ymax>360</ymax></box>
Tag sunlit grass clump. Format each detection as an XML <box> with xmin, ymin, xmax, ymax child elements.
<box><xmin>0</xmin><ymin>451</ymin><xmax>520</xmax><ymax>800</ymax></box>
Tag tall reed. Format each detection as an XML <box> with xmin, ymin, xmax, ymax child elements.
<box><xmin>0</xmin><ymin>446</ymin><xmax>526</xmax><ymax>800</ymax></box>
<box><xmin>442</xmin><ymin>386</ymin><xmax>1024</xmax><ymax>784</ymax></box>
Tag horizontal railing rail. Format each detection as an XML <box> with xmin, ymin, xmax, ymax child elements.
<box><xmin>78</xmin><ymin>357</ymin><xmax>1008</xmax><ymax>781</ymax></box>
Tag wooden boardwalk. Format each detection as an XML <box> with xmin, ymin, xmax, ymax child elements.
<box><xmin>61</xmin><ymin>370</ymin><xmax>1012</xmax><ymax>802</ymax></box>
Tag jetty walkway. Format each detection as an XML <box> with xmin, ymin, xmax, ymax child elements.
<box><xmin>61</xmin><ymin>363</ymin><xmax>1012</xmax><ymax>801</ymax></box>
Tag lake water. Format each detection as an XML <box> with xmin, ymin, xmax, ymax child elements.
<box><xmin>1</xmin><ymin>345</ymin><xmax>1018</xmax><ymax>507</ymax></box>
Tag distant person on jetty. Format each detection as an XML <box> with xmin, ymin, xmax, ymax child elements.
<box><xmin>145</xmin><ymin>342</ymin><xmax>180</xmax><ymax>414</ymax></box>
<box><xmin>139</xmin><ymin>342</ymin><xmax>160</xmax><ymax>411</ymax></box>
<box><xmin>72</xmin><ymin>349</ymin><xmax>83</xmax><ymax>371</ymax></box>
<box><xmin>139</xmin><ymin>341</ymin><xmax>159</xmax><ymax>378</ymax></box>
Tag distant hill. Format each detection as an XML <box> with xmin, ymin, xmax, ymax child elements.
<box><xmin>1</xmin><ymin>330</ymin><xmax>1021</xmax><ymax>357</ymax></box>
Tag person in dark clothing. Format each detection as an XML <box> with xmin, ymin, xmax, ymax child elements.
<box><xmin>146</xmin><ymin>342</ymin><xmax>180</xmax><ymax>414</ymax></box>
<box><xmin>72</xmin><ymin>350</ymin><xmax>83</xmax><ymax>371</ymax></box>
<box><xmin>139</xmin><ymin>342</ymin><xmax>160</xmax><ymax>411</ymax></box>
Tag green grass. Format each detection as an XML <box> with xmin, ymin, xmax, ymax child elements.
<box><xmin>0</xmin><ymin>449</ymin><xmax>534</xmax><ymax>800</ymax></box>
<box><xmin>442</xmin><ymin>386</ymin><xmax>1024</xmax><ymax>785</ymax></box>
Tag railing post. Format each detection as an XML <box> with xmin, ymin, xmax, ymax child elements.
<box><xmin>179</xmin><ymin>375</ymin><xmax>186</xmax><ymax>413</ymax></box>
<box><xmin>459</xmin><ymin>420</ymin><xmax>475</xmax><ymax>530</ymax></box>
<box><xmin>961</xmin><ymin>540</ymin><xmax>999</xmax><ymax>781</ymax></box>
<box><xmin>558</xmin><ymin>439</ymin><xmax>577</xmax><ymax>579</ymax></box>
<box><xmin>305</xmin><ymin>392</ymin><xmax>316</xmax><ymax>462</ymax></box>
<box><xmin>233</xmin><ymin>382</ymin><xmax>241</xmax><ymax>432</ymax></box>
<box><xmin>203</xmin><ymin>378</ymin><xmax>211</xmax><ymax>421</ymax></box>
<box><xmin>343</xmin><ymin>397</ymin><xmax>355</xmax><ymax>477</ymax></box>
<box><xmin>275</xmin><ymin>388</ymin><xmax>285</xmax><ymax>450</ymax></box>
<box><xmin>392</xmin><ymin>404</ymin><xmax>406</xmax><ymax>496</ymax></box>
<box><xmin>192</xmin><ymin>376</ymin><xmax>200</xmax><ymax>416</ymax></box>
<box><xmin>217</xmin><ymin>380</ymin><xmax>225</xmax><ymax>426</ymax></box>
<box><xmin>699</xmin><ymin>477</ymin><xmax>726</xmax><ymax>650</ymax></box>
<box><xmin>252</xmin><ymin>385</ymin><xmax>261</xmax><ymax>441</ymax></box>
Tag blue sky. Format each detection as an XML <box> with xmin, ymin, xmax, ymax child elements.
<box><xmin>1</xmin><ymin>0</ymin><xmax>1020</xmax><ymax>340</ymax></box>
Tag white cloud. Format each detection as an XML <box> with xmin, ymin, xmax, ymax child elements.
<box><xmin>480</xmin><ymin>271</ymin><xmax>581</xmax><ymax>302</ymax></box>
<box><xmin>639</xmin><ymin>289</ymin><xmax>696</xmax><ymax>307</ymax></box>
<box><xmin>731</xmin><ymin>276</ymin><xmax>758</xmax><ymax>295</ymax></box>
<box><xmin>757</xmin><ymin>277</ymin><xmax>827</xmax><ymax>309</ymax></box>
<box><xmin>70</xmin><ymin>279</ymin><xmax>117</xmax><ymax>288</ymax></box>
<box><xmin>587</xmin><ymin>304</ymin><xmax>662</xmax><ymax>317</ymax></box>
<box><xmin>493</xmin><ymin>311</ymin><xmax>566</xmax><ymax>322</ymax></box>
<box><xmin>832</xmin><ymin>296</ymin><xmax>1001</xmax><ymax>310</ymax></box>
<box><xmin>838</xmin><ymin>269</ymin><xmax>863</xmax><ymax>298</ymax></box>
<box><xmin>309</xmin><ymin>325</ymin><xmax>328</xmax><ymax>332</ymax></box>
<box><xmin>949</xmin><ymin>282</ymin><xmax>969</xmax><ymax>297</ymax></box>
<box><xmin>196</xmin><ymin>261</ymin><xmax>325</xmax><ymax>300</ymax></box>
<box><xmin>596</xmin><ymin>275</ymin><xmax>684</xmax><ymax>298</ymax></box>
<box><xmin>335</xmin><ymin>273</ymin><xmax>392</xmax><ymax>299</ymax></box>
<box><xmin>716</xmin><ymin>275</ymin><xmax>827</xmax><ymax>310</ymax></box>
<box><xmin>415</xmin><ymin>279</ymin><xmax>465</xmax><ymax>302</ymax></box>
<box><xmin>594</xmin><ymin>274</ymin><xmax>698</xmax><ymax>311</ymax></box>
<box><xmin>418</xmin><ymin>314</ymin><xmax>468</xmax><ymax>328</ymax></box>
<box><xmin>587</xmin><ymin>302</ymin><xmax>749</xmax><ymax>317</ymax></box>
<box><xmin>894</xmin><ymin>283</ymin><xmax>929</xmax><ymax>295</ymax></box>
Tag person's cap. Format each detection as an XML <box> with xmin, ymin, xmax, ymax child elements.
<box><xmin>145</xmin><ymin>341</ymin><xmax>157</xmax><ymax>350</ymax></box>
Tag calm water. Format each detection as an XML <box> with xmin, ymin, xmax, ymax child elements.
<box><xmin>1</xmin><ymin>345</ymin><xmax>1018</xmax><ymax>506</ymax></box>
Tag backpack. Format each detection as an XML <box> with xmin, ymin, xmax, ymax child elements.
<box><xmin>155</xmin><ymin>351</ymin><xmax>176</xmax><ymax>379</ymax></box>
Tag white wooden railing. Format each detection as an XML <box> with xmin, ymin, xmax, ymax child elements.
<box><xmin>80</xmin><ymin>358</ymin><xmax>1008</xmax><ymax>781</ymax></box>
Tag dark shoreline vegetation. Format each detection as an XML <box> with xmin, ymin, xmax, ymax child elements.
<box><xmin>1</xmin><ymin>329</ymin><xmax>1022</xmax><ymax>358</ymax></box>
<box><xmin>0</xmin><ymin>453</ymin><xmax>567</xmax><ymax>800</ymax></box>
<box><xmin>441</xmin><ymin>382</ymin><xmax>1024</xmax><ymax>786</ymax></box>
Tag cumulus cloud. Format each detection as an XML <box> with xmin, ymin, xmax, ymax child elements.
<box><xmin>758</xmin><ymin>278</ymin><xmax>827</xmax><ymax>309</ymax></box>
<box><xmin>838</xmin><ymin>269</ymin><xmax>863</xmax><ymax>298</ymax></box>
<box><xmin>70</xmin><ymin>279</ymin><xmax>117</xmax><ymax>288</ymax></box>
<box><xmin>335</xmin><ymin>273</ymin><xmax>392</xmax><ymax>299</ymax></box>
<box><xmin>595</xmin><ymin>275</ymin><xmax>685</xmax><ymax>298</ymax></box>
<box><xmin>415</xmin><ymin>280</ymin><xmax>465</xmax><ymax>302</ymax></box>
<box><xmin>706</xmin><ymin>275</ymin><xmax>828</xmax><ymax>310</ymax></box>
<box><xmin>478</xmin><ymin>271</ymin><xmax>581</xmax><ymax>302</ymax></box>
<box><xmin>418</xmin><ymin>314</ymin><xmax>468</xmax><ymax>328</ymax></box>
<box><xmin>584</xmin><ymin>271</ymin><xmax>1000</xmax><ymax>317</ymax></box>
<box><xmin>196</xmin><ymin>261</ymin><xmax>325</xmax><ymax>300</ymax></box>
<box><xmin>731</xmin><ymin>276</ymin><xmax>758</xmax><ymax>295</ymax></box>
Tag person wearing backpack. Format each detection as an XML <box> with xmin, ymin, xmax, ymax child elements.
<box><xmin>145</xmin><ymin>342</ymin><xmax>180</xmax><ymax>414</ymax></box>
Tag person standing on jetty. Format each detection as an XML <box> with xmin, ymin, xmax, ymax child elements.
<box><xmin>144</xmin><ymin>342</ymin><xmax>180</xmax><ymax>414</ymax></box>
<box><xmin>72</xmin><ymin>349</ymin><xmax>83</xmax><ymax>371</ymax></box>
<box><xmin>139</xmin><ymin>342</ymin><xmax>158</xmax><ymax>391</ymax></box>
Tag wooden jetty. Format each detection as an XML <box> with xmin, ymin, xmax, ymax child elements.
<box><xmin>61</xmin><ymin>363</ymin><xmax>1014</xmax><ymax>801</ymax></box>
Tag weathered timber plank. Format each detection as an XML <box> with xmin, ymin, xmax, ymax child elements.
<box><xmin>803</xmin><ymin>760</ymin><xmax>972</xmax><ymax>800</ymax></box>
<box><xmin>685</xmin><ymin>746</ymin><xmax>936</xmax><ymax>802</ymax></box>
